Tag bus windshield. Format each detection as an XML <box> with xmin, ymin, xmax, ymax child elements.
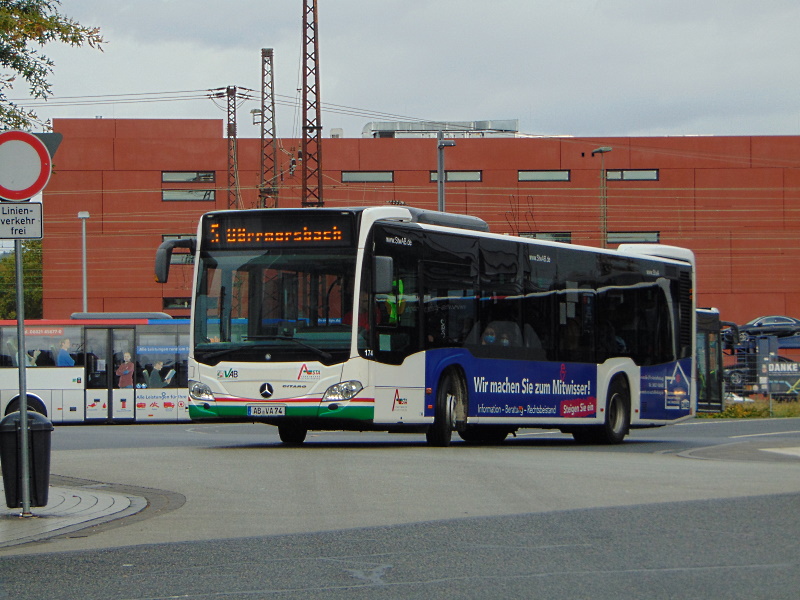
<box><xmin>193</xmin><ymin>248</ymin><xmax>358</xmax><ymax>366</ymax></box>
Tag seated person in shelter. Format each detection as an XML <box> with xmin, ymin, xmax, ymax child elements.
<box><xmin>5</xmin><ymin>340</ymin><xmax>41</xmax><ymax>366</ymax></box>
<box><xmin>148</xmin><ymin>360</ymin><xmax>174</xmax><ymax>388</ymax></box>
<box><xmin>56</xmin><ymin>338</ymin><xmax>75</xmax><ymax>366</ymax></box>
<box><xmin>27</xmin><ymin>349</ymin><xmax>41</xmax><ymax>366</ymax></box>
<box><xmin>482</xmin><ymin>322</ymin><xmax>519</xmax><ymax>347</ymax></box>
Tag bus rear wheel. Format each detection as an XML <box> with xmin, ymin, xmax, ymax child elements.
<box><xmin>426</xmin><ymin>370</ymin><xmax>465</xmax><ymax>447</ymax></box>
<box><xmin>5</xmin><ymin>396</ymin><xmax>47</xmax><ymax>418</ymax></box>
<box><xmin>600</xmin><ymin>379</ymin><xmax>630</xmax><ymax>444</ymax></box>
<box><xmin>277</xmin><ymin>422</ymin><xmax>307</xmax><ymax>444</ymax></box>
<box><xmin>572</xmin><ymin>378</ymin><xmax>630</xmax><ymax>445</ymax></box>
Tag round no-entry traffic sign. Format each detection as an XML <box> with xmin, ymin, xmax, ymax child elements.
<box><xmin>0</xmin><ymin>130</ymin><xmax>52</xmax><ymax>201</ymax></box>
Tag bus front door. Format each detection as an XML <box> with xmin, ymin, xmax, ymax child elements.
<box><xmin>85</xmin><ymin>328</ymin><xmax>136</xmax><ymax>422</ymax></box>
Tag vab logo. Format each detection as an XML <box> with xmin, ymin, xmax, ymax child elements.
<box><xmin>297</xmin><ymin>363</ymin><xmax>321</xmax><ymax>380</ymax></box>
<box><xmin>392</xmin><ymin>389</ymin><xmax>408</xmax><ymax>411</ymax></box>
<box><xmin>217</xmin><ymin>368</ymin><xmax>239</xmax><ymax>379</ymax></box>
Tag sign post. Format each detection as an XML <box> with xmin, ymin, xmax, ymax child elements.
<box><xmin>0</xmin><ymin>130</ymin><xmax>52</xmax><ymax>517</ymax></box>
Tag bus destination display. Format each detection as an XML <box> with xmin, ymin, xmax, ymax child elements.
<box><xmin>202</xmin><ymin>211</ymin><xmax>354</xmax><ymax>250</ymax></box>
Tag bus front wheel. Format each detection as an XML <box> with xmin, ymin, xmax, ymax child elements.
<box><xmin>426</xmin><ymin>370</ymin><xmax>464</xmax><ymax>447</ymax></box>
<box><xmin>277</xmin><ymin>422</ymin><xmax>307</xmax><ymax>444</ymax></box>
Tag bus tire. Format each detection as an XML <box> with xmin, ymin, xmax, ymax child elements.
<box><xmin>5</xmin><ymin>395</ymin><xmax>47</xmax><ymax>418</ymax></box>
<box><xmin>426</xmin><ymin>369</ymin><xmax>464</xmax><ymax>447</ymax></box>
<box><xmin>277</xmin><ymin>422</ymin><xmax>307</xmax><ymax>444</ymax></box>
<box><xmin>596</xmin><ymin>377</ymin><xmax>630</xmax><ymax>444</ymax></box>
<box><xmin>572</xmin><ymin>377</ymin><xmax>630</xmax><ymax>445</ymax></box>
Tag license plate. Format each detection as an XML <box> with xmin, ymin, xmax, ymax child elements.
<box><xmin>247</xmin><ymin>404</ymin><xmax>285</xmax><ymax>416</ymax></box>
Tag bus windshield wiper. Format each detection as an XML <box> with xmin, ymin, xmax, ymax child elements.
<box><xmin>199</xmin><ymin>337</ymin><xmax>332</xmax><ymax>363</ymax></box>
<box><xmin>250</xmin><ymin>335</ymin><xmax>333</xmax><ymax>362</ymax></box>
<box><xmin>197</xmin><ymin>345</ymin><xmax>248</xmax><ymax>362</ymax></box>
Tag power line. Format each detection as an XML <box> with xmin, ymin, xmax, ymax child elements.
<box><xmin>9</xmin><ymin>88</ymin><xmax>520</xmax><ymax>134</ymax></box>
<box><xmin>13</xmin><ymin>88</ymin><xmax>800</xmax><ymax>171</ymax></box>
<box><xmin>14</xmin><ymin>87</ymin><xmax>800</xmax><ymax>179</ymax></box>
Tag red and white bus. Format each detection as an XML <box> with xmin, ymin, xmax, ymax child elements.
<box><xmin>0</xmin><ymin>313</ymin><xmax>189</xmax><ymax>423</ymax></box>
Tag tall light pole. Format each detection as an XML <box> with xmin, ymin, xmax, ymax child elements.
<box><xmin>591</xmin><ymin>146</ymin><xmax>612</xmax><ymax>248</ymax></box>
<box><xmin>437</xmin><ymin>131</ymin><xmax>455</xmax><ymax>212</ymax></box>
<box><xmin>77</xmin><ymin>211</ymin><xmax>90</xmax><ymax>312</ymax></box>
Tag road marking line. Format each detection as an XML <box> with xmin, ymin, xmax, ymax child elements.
<box><xmin>730</xmin><ymin>430</ymin><xmax>800</xmax><ymax>439</ymax></box>
<box><xmin>760</xmin><ymin>447</ymin><xmax>800</xmax><ymax>458</ymax></box>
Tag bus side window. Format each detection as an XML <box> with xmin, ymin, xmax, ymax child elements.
<box><xmin>421</xmin><ymin>261</ymin><xmax>476</xmax><ymax>349</ymax></box>
<box><xmin>557</xmin><ymin>291</ymin><xmax>595</xmax><ymax>363</ymax></box>
<box><xmin>374</xmin><ymin>269</ymin><xmax>420</xmax><ymax>361</ymax></box>
<box><xmin>523</xmin><ymin>324</ymin><xmax>546</xmax><ymax>360</ymax></box>
<box><xmin>384</xmin><ymin>278</ymin><xmax>406</xmax><ymax>325</ymax></box>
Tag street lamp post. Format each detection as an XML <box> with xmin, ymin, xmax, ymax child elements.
<box><xmin>437</xmin><ymin>131</ymin><xmax>456</xmax><ymax>212</ymax></box>
<box><xmin>77</xmin><ymin>211</ymin><xmax>90</xmax><ymax>312</ymax></box>
<box><xmin>591</xmin><ymin>147</ymin><xmax>612</xmax><ymax>248</ymax></box>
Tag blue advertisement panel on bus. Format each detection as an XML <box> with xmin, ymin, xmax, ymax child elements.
<box><xmin>640</xmin><ymin>358</ymin><xmax>693</xmax><ymax>420</ymax></box>
<box><xmin>425</xmin><ymin>350</ymin><xmax>692</xmax><ymax>422</ymax></box>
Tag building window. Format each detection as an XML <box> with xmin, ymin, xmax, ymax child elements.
<box><xmin>162</xmin><ymin>171</ymin><xmax>215</xmax><ymax>183</ymax></box>
<box><xmin>341</xmin><ymin>171</ymin><xmax>394</xmax><ymax>183</ymax></box>
<box><xmin>163</xmin><ymin>297</ymin><xmax>191</xmax><ymax>310</ymax></box>
<box><xmin>606</xmin><ymin>169</ymin><xmax>659</xmax><ymax>181</ymax></box>
<box><xmin>518</xmin><ymin>170</ymin><xmax>570</xmax><ymax>182</ymax></box>
<box><xmin>429</xmin><ymin>171</ymin><xmax>482</xmax><ymax>182</ymax></box>
<box><xmin>607</xmin><ymin>231</ymin><xmax>660</xmax><ymax>244</ymax></box>
<box><xmin>520</xmin><ymin>232</ymin><xmax>572</xmax><ymax>244</ymax></box>
<box><xmin>162</xmin><ymin>190</ymin><xmax>215</xmax><ymax>202</ymax></box>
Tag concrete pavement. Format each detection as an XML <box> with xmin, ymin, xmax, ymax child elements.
<box><xmin>0</xmin><ymin>476</ymin><xmax>146</xmax><ymax>548</ymax></box>
<box><xmin>1</xmin><ymin>421</ymin><xmax>798</xmax><ymax>552</ymax></box>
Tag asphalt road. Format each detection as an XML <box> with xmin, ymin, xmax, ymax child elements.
<box><xmin>1</xmin><ymin>418</ymin><xmax>799</xmax><ymax>599</ymax></box>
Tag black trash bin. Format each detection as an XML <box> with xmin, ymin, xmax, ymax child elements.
<box><xmin>0</xmin><ymin>411</ymin><xmax>54</xmax><ymax>509</ymax></box>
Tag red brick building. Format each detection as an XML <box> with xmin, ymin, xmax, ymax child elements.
<box><xmin>42</xmin><ymin>118</ymin><xmax>800</xmax><ymax>326</ymax></box>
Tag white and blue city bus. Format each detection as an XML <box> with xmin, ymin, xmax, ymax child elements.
<box><xmin>156</xmin><ymin>206</ymin><xmax>695</xmax><ymax>445</ymax></box>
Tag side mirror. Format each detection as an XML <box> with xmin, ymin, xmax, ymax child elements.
<box><xmin>373</xmin><ymin>256</ymin><xmax>394</xmax><ymax>294</ymax></box>
<box><xmin>155</xmin><ymin>238</ymin><xmax>196</xmax><ymax>283</ymax></box>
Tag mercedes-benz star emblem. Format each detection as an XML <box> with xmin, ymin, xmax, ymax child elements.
<box><xmin>260</xmin><ymin>383</ymin><xmax>274</xmax><ymax>398</ymax></box>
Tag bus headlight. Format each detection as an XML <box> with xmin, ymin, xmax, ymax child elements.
<box><xmin>189</xmin><ymin>380</ymin><xmax>214</xmax><ymax>402</ymax></box>
<box><xmin>323</xmin><ymin>381</ymin><xmax>363</xmax><ymax>402</ymax></box>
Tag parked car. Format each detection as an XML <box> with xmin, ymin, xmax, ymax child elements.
<box><xmin>738</xmin><ymin>316</ymin><xmax>800</xmax><ymax>341</ymax></box>
<box><xmin>724</xmin><ymin>355</ymin><xmax>797</xmax><ymax>388</ymax></box>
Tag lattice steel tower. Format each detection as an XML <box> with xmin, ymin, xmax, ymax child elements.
<box><xmin>301</xmin><ymin>0</ymin><xmax>323</xmax><ymax>207</ymax></box>
<box><xmin>226</xmin><ymin>85</ymin><xmax>240</xmax><ymax>209</ymax></box>
<box><xmin>258</xmin><ymin>48</ymin><xmax>279</xmax><ymax>208</ymax></box>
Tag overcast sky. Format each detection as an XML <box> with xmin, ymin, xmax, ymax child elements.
<box><xmin>12</xmin><ymin>0</ymin><xmax>800</xmax><ymax>139</ymax></box>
